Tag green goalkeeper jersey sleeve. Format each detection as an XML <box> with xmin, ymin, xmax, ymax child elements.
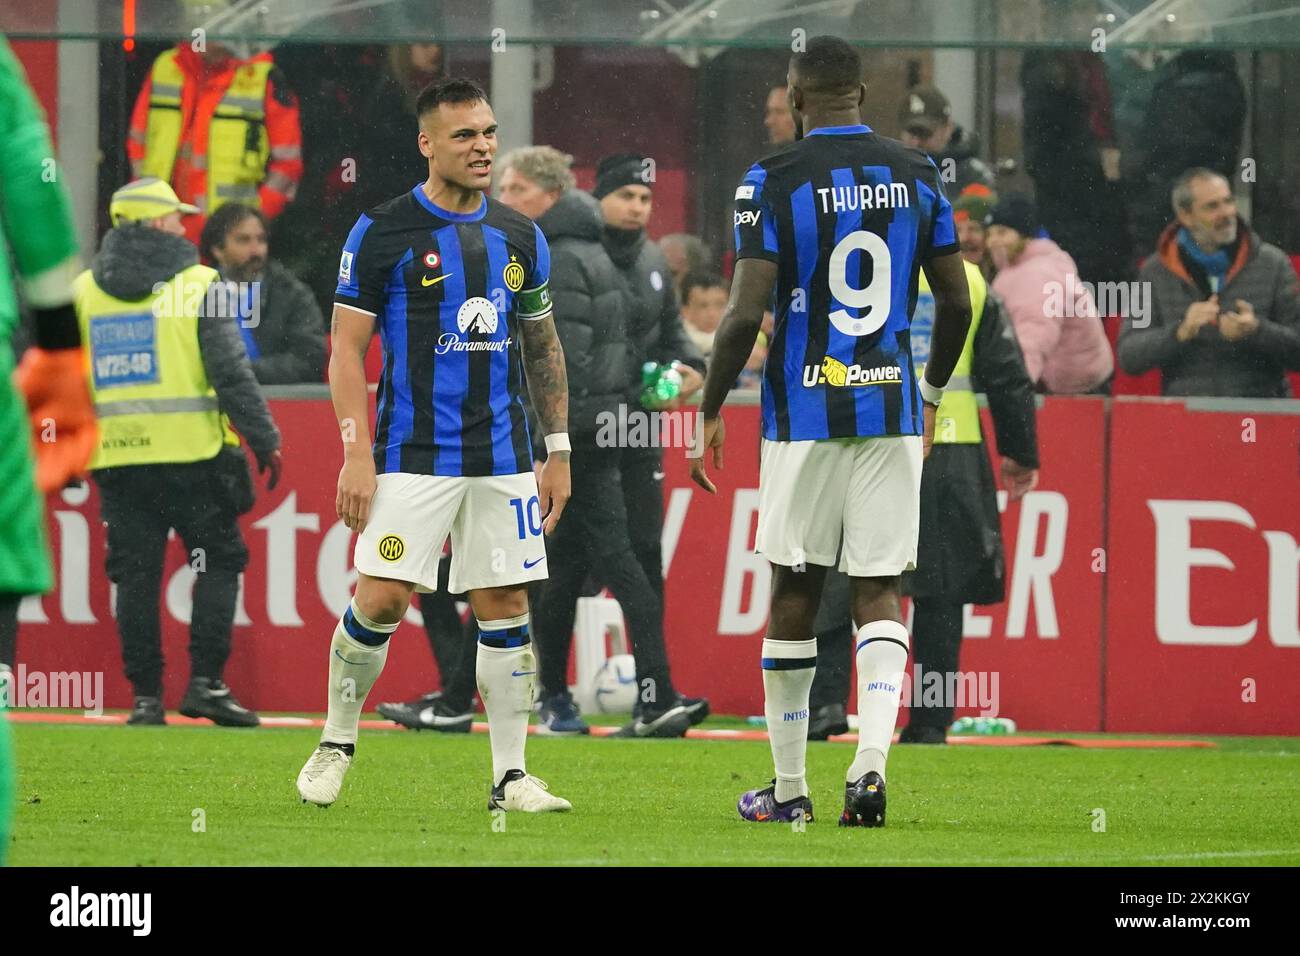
<box><xmin>0</xmin><ymin>34</ymin><xmax>79</xmax><ymax>338</ymax></box>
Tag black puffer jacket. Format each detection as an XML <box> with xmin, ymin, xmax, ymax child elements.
<box><xmin>601</xmin><ymin>225</ymin><xmax>706</xmax><ymax>404</ymax></box>
<box><xmin>537</xmin><ymin>190</ymin><xmax>630</xmax><ymax>442</ymax></box>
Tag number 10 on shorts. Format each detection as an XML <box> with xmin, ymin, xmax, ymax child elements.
<box><xmin>509</xmin><ymin>496</ymin><xmax>543</xmax><ymax>539</ymax></box>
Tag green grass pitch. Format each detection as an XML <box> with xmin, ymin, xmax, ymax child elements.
<box><xmin>9</xmin><ymin>721</ymin><xmax>1300</xmax><ymax>866</ymax></box>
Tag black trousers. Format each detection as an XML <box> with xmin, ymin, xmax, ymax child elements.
<box><xmin>534</xmin><ymin>443</ymin><xmax>673</xmax><ymax>702</ymax></box>
<box><xmin>95</xmin><ymin>457</ymin><xmax>250</xmax><ymax>698</ymax></box>
<box><xmin>807</xmin><ymin>566</ymin><xmax>967</xmax><ymax>730</ymax></box>
<box><xmin>415</xmin><ymin>559</ymin><xmax>478</xmax><ymax>712</ymax></box>
<box><xmin>617</xmin><ymin>445</ymin><xmax>665</xmax><ymax>608</ymax></box>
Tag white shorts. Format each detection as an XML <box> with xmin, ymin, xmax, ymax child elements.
<box><xmin>756</xmin><ymin>435</ymin><xmax>923</xmax><ymax>577</ymax></box>
<box><xmin>354</xmin><ymin>471</ymin><xmax>548</xmax><ymax>594</ymax></box>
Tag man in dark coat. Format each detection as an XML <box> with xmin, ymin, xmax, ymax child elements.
<box><xmin>593</xmin><ymin>153</ymin><xmax>711</xmax><ymax>736</ymax></box>
<box><xmin>200</xmin><ymin>203</ymin><xmax>326</xmax><ymax>384</ymax></box>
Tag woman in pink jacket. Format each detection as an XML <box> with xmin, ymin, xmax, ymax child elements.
<box><xmin>986</xmin><ymin>194</ymin><xmax>1114</xmax><ymax>393</ymax></box>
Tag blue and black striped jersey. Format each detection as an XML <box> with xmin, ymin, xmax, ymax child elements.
<box><xmin>733</xmin><ymin>124</ymin><xmax>957</xmax><ymax>441</ymax></box>
<box><xmin>335</xmin><ymin>186</ymin><xmax>552</xmax><ymax>477</ymax></box>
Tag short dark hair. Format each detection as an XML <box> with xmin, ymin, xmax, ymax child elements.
<box><xmin>415</xmin><ymin>76</ymin><xmax>488</xmax><ymax>119</ymax></box>
<box><xmin>790</xmin><ymin>36</ymin><xmax>862</xmax><ymax>96</ymax></box>
<box><xmin>681</xmin><ymin>271</ymin><xmax>726</xmax><ymax>305</ymax></box>
<box><xmin>199</xmin><ymin>202</ymin><xmax>266</xmax><ymax>262</ymax></box>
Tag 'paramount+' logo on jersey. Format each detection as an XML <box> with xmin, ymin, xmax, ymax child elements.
<box><xmin>803</xmin><ymin>356</ymin><xmax>902</xmax><ymax>388</ymax></box>
<box><xmin>435</xmin><ymin>296</ymin><xmax>513</xmax><ymax>354</ymax></box>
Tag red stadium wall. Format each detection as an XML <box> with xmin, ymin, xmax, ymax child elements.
<box><xmin>18</xmin><ymin>396</ymin><xmax>1300</xmax><ymax>735</ymax></box>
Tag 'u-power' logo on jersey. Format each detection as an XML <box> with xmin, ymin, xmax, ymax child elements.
<box><xmin>783</xmin><ymin>709</ymin><xmax>809</xmax><ymax>721</ymax></box>
<box><xmin>805</xmin><ymin>356</ymin><xmax>902</xmax><ymax>388</ymax></box>
<box><xmin>377</xmin><ymin>535</ymin><xmax>405</xmax><ymax>562</ymax></box>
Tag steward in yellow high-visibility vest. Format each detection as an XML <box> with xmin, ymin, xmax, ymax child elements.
<box><xmin>899</xmin><ymin>258</ymin><xmax>1040</xmax><ymax>742</ymax></box>
<box><xmin>74</xmin><ymin>178</ymin><xmax>282</xmax><ymax>728</ymax></box>
<box><xmin>807</xmin><ymin>259</ymin><xmax>1040</xmax><ymax>743</ymax></box>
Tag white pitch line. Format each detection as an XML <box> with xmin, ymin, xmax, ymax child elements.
<box><xmin>848</xmin><ymin>847</ymin><xmax>1300</xmax><ymax>866</ymax></box>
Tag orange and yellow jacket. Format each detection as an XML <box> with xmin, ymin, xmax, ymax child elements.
<box><xmin>127</xmin><ymin>44</ymin><xmax>302</xmax><ymax>244</ymax></box>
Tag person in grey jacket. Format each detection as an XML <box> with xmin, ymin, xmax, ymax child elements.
<box><xmin>1120</xmin><ymin>168</ymin><xmax>1300</xmax><ymax>397</ymax></box>
<box><xmin>200</xmin><ymin>203</ymin><xmax>327</xmax><ymax>384</ymax></box>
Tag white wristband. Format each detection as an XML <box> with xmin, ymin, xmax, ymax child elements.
<box><xmin>918</xmin><ymin>375</ymin><xmax>945</xmax><ymax>406</ymax></box>
<box><xmin>544</xmin><ymin>433</ymin><xmax>571</xmax><ymax>454</ymax></box>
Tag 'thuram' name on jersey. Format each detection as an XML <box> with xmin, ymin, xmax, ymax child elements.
<box><xmin>335</xmin><ymin>186</ymin><xmax>552</xmax><ymax>477</ymax></box>
<box><xmin>733</xmin><ymin>123</ymin><xmax>957</xmax><ymax>441</ymax></box>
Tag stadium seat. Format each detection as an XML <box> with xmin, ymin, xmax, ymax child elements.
<box><xmin>1104</xmin><ymin>315</ymin><xmax>1161</xmax><ymax>395</ymax></box>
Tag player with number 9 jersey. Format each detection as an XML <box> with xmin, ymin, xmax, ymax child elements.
<box><xmin>690</xmin><ymin>36</ymin><xmax>971</xmax><ymax>830</ymax></box>
<box><xmin>733</xmin><ymin>115</ymin><xmax>956</xmax><ymax>442</ymax></box>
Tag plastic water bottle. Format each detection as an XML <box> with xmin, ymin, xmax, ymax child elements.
<box><xmin>950</xmin><ymin>716</ymin><xmax>1016</xmax><ymax>735</ymax></box>
<box><xmin>640</xmin><ymin>362</ymin><xmax>682</xmax><ymax>407</ymax></box>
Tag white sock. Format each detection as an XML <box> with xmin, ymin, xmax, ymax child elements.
<box><xmin>321</xmin><ymin>600</ymin><xmax>396</xmax><ymax>746</ymax></box>
<box><xmin>762</xmin><ymin>637</ymin><xmax>817</xmax><ymax>803</ymax></box>
<box><xmin>848</xmin><ymin>620</ymin><xmax>910</xmax><ymax>783</ymax></box>
<box><xmin>476</xmin><ymin>613</ymin><xmax>536</xmax><ymax>786</ymax></box>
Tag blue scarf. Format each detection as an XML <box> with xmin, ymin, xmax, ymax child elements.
<box><xmin>1176</xmin><ymin>228</ymin><xmax>1231</xmax><ymax>291</ymax></box>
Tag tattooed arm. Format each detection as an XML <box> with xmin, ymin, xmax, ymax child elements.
<box><xmin>518</xmin><ymin>311</ymin><xmax>571</xmax><ymax>532</ymax></box>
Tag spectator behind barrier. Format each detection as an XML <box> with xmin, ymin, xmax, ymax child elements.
<box><xmin>200</xmin><ymin>203</ymin><xmax>327</xmax><ymax>384</ymax></box>
<box><xmin>1020</xmin><ymin>46</ymin><xmax>1131</xmax><ymax>286</ymax></box>
<box><xmin>898</xmin><ymin>85</ymin><xmax>995</xmax><ymax>194</ymax></box>
<box><xmin>952</xmin><ymin>185</ymin><xmax>997</xmax><ymax>280</ymax></box>
<box><xmin>679</xmin><ymin>271</ymin><xmax>765</xmax><ymax>389</ymax></box>
<box><xmin>986</xmin><ymin>193</ymin><xmax>1114</xmax><ymax>394</ymax></box>
<box><xmin>1126</xmin><ymin>51</ymin><xmax>1246</xmax><ymax>257</ymax></box>
<box><xmin>764</xmin><ymin>84</ymin><xmax>797</xmax><ymax>146</ymax></box>
<box><xmin>126</xmin><ymin>15</ymin><xmax>302</xmax><ymax>246</ymax></box>
<box><xmin>1119</xmin><ymin>168</ymin><xmax>1300</xmax><ymax>398</ymax></box>
<box><xmin>660</xmin><ymin>234</ymin><xmax>710</xmax><ymax>299</ymax></box>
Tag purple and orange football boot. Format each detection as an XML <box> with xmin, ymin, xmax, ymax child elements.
<box><xmin>737</xmin><ymin>781</ymin><xmax>814</xmax><ymax>823</ymax></box>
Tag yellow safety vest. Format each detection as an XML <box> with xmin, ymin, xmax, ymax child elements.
<box><xmin>74</xmin><ymin>262</ymin><xmax>237</xmax><ymax>469</ymax></box>
<box><xmin>140</xmin><ymin>49</ymin><xmax>272</xmax><ymax>216</ymax></box>
<box><xmin>915</xmin><ymin>259</ymin><xmax>987</xmax><ymax>445</ymax></box>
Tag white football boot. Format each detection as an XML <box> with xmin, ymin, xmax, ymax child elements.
<box><xmin>487</xmin><ymin>770</ymin><xmax>572</xmax><ymax>812</ymax></box>
<box><xmin>297</xmin><ymin>745</ymin><xmax>352</xmax><ymax>806</ymax></box>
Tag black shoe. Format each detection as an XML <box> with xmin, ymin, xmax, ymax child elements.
<box><xmin>179</xmin><ymin>678</ymin><xmax>260</xmax><ymax>727</ymax></box>
<box><xmin>676</xmin><ymin>693</ymin><xmax>710</xmax><ymax>726</ymax></box>
<box><xmin>839</xmin><ymin>771</ymin><xmax>887</xmax><ymax>828</ymax></box>
<box><xmin>899</xmin><ymin>723</ymin><xmax>947</xmax><ymax>744</ymax></box>
<box><xmin>377</xmin><ymin>691</ymin><xmax>474</xmax><ymax>733</ymax></box>
<box><xmin>126</xmin><ymin>695</ymin><xmax>165</xmax><ymax>726</ymax></box>
<box><xmin>613</xmin><ymin>701</ymin><xmax>690</xmax><ymax>738</ymax></box>
<box><xmin>808</xmin><ymin>703</ymin><xmax>849</xmax><ymax>740</ymax></box>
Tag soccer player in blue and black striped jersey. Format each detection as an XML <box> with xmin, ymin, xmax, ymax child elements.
<box><xmin>296</xmin><ymin>78</ymin><xmax>574</xmax><ymax>814</ymax></box>
<box><xmin>690</xmin><ymin>38</ymin><xmax>972</xmax><ymax>827</ymax></box>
